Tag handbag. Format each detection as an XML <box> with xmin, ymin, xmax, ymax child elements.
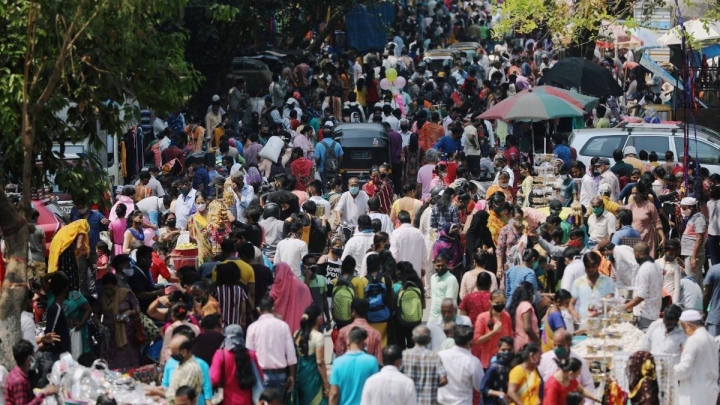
<box><xmin>70</xmin><ymin>329</ymin><xmax>83</xmax><ymax>360</ymax></box>
<box><xmin>250</xmin><ymin>355</ymin><xmax>265</xmax><ymax>404</ymax></box>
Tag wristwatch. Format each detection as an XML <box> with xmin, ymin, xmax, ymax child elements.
<box><xmin>498</xmin><ymin>393</ymin><xmax>504</xmax><ymax>400</ymax></box>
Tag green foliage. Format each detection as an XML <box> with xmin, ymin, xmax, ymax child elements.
<box><xmin>0</xmin><ymin>0</ymin><xmax>202</xmax><ymax>189</ymax></box>
<box><xmin>52</xmin><ymin>152</ymin><xmax>112</xmax><ymax>210</ymax></box>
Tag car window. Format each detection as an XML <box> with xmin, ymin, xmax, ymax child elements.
<box><xmin>579</xmin><ymin>135</ymin><xmax>628</xmax><ymax>158</ymax></box>
<box><xmin>626</xmin><ymin>136</ymin><xmax>669</xmax><ymax>156</ymax></box>
<box><xmin>674</xmin><ymin>137</ymin><xmax>720</xmax><ymax>165</ymax></box>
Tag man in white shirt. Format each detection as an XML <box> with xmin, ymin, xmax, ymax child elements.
<box><xmin>304</xmin><ymin>180</ymin><xmax>331</xmax><ymax>221</ymax></box>
<box><xmin>390</xmin><ymin>211</ymin><xmax>428</xmax><ymax>277</ymax></box>
<box><xmin>229</xmin><ymin>171</ymin><xmax>255</xmax><ymax>224</ymax></box>
<box><xmin>613</xmin><ymin>244</ymin><xmax>638</xmax><ymax>289</ymax></box>
<box><xmin>656</xmin><ymin>240</ymin><xmax>683</xmax><ymax>304</ymax></box>
<box><xmin>368</xmin><ymin>197</ymin><xmax>393</xmax><ymax>235</ymax></box>
<box><xmin>597</xmin><ymin>158</ymin><xmax>620</xmax><ymax>201</ymax></box>
<box><xmin>538</xmin><ymin>330</ymin><xmax>594</xmax><ymax>404</ymax></box>
<box><xmin>173</xmin><ymin>180</ymin><xmax>196</xmax><ymax>229</ymax></box>
<box><xmin>360</xmin><ymin>345</ymin><xmax>417</xmax><ymax>405</ymax></box>
<box><xmin>587</xmin><ymin>197</ymin><xmax>616</xmax><ymax>247</ymax></box>
<box><xmin>560</xmin><ymin>248</ymin><xmax>585</xmax><ymax>292</ymax></box>
<box><xmin>341</xmin><ymin>215</ymin><xmax>376</xmax><ymax>276</ymax></box>
<box><xmin>21</xmin><ymin>290</ymin><xmax>38</xmax><ymax>351</ymax></box>
<box><xmin>274</xmin><ymin>222</ymin><xmax>309</xmax><ymax>278</ymax></box>
<box><xmin>428</xmin><ymin>299</ymin><xmax>471</xmax><ymax>351</ymax></box>
<box><xmin>578</xmin><ymin>160</ymin><xmax>599</xmax><ymax>209</ymax></box>
<box><xmin>334</xmin><ymin>177</ymin><xmax>369</xmax><ymax>228</ymax></box>
<box><xmin>675</xmin><ymin>309</ymin><xmax>719</xmax><ymax>404</ymax></box>
<box><xmin>624</xmin><ymin>242</ymin><xmax>663</xmax><ymax>330</ymax></box>
<box><xmin>641</xmin><ymin>304</ymin><xmax>687</xmax><ymax>355</ymax></box>
<box><xmin>137</xmin><ymin>195</ymin><xmax>171</xmax><ymax>227</ymax></box>
<box><xmin>678</xmin><ymin>276</ymin><xmax>703</xmax><ymax>310</ymax></box>
<box><xmin>437</xmin><ymin>325</ymin><xmax>484</xmax><ymax>405</ymax></box>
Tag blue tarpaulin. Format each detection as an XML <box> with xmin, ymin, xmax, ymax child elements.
<box><xmin>639</xmin><ymin>52</ymin><xmax>684</xmax><ymax>90</ymax></box>
<box><xmin>346</xmin><ymin>3</ymin><xmax>396</xmax><ymax>53</ymax></box>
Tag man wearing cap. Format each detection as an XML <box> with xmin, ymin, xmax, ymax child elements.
<box><xmin>622</xmin><ymin>146</ymin><xmax>645</xmax><ymax>173</ymax></box>
<box><xmin>492</xmin><ymin>155</ymin><xmax>515</xmax><ymax>188</ymax></box>
<box><xmin>675</xmin><ymin>309</ymin><xmax>719</xmax><ymax>404</ymax></box>
<box><xmin>206</xmin><ymin>94</ymin><xmax>226</xmax><ymax>115</ymax></box>
<box><xmin>596</xmin><ymin>157</ymin><xmax>620</xmax><ymax>201</ymax></box>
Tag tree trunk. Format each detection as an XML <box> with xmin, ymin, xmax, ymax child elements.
<box><xmin>0</xmin><ymin>190</ymin><xmax>28</xmax><ymax>369</ymax></box>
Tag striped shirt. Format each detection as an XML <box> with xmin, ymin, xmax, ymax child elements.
<box><xmin>214</xmin><ymin>285</ymin><xmax>247</xmax><ymax>326</ymax></box>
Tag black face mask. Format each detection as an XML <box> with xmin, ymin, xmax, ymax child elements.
<box><xmin>401</xmin><ymin>126</ymin><xmax>409</xmax><ymax>131</ymax></box>
<box><xmin>379</xmin><ymin>173</ymin><xmax>387</xmax><ymax>179</ymax></box>
<box><xmin>166</xmin><ymin>219</ymin><xmax>177</xmax><ymax>227</ymax></box>
<box><xmin>436</xmin><ymin>266</ymin><xmax>449</xmax><ymax>276</ymax></box>
<box><xmin>171</xmin><ymin>352</ymin><xmax>185</xmax><ymax>363</ymax></box>
<box><xmin>332</xmin><ymin>248</ymin><xmax>343</xmax><ymax>257</ymax></box>
<box><xmin>592</xmin><ymin>170</ymin><xmax>601</xmax><ymax>177</ymax></box>
<box><xmin>492</xmin><ymin>303</ymin><xmax>506</xmax><ymax>312</ymax></box>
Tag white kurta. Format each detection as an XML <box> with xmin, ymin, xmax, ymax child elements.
<box><xmin>674</xmin><ymin>326</ymin><xmax>719</xmax><ymax>405</ymax></box>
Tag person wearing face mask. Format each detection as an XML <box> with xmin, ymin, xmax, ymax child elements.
<box><xmin>625</xmin><ymin>179</ymin><xmax>665</xmax><ymax>258</ymax></box>
<box><xmin>126</xmin><ymin>246</ymin><xmax>166</xmax><ymax>313</ymax></box>
<box><xmin>485</xmin><ymin>171</ymin><xmax>514</xmax><ymax>204</ymax></box>
<box><xmin>93</xmin><ymin>273</ymin><xmax>143</xmax><ymax>370</ymax></box>
<box><xmin>159</xmin><ymin>212</ymin><xmax>181</xmax><ymax>250</ymax></box>
<box><xmin>674</xmin><ymin>309</ymin><xmax>719</xmax><ymax>405</ymax></box>
<box><xmin>537</xmin><ymin>330</ymin><xmax>595</xmax><ymax>404</ymax></box>
<box><xmin>174</xmin><ymin>179</ymin><xmax>197</xmax><ymax>229</ymax></box>
<box><xmin>640</xmin><ymin>304</ymin><xmax>687</xmax><ymax>355</ymax></box>
<box><xmin>5</xmin><ymin>339</ymin><xmax>59</xmax><ymax>404</ymax></box>
<box><xmin>472</xmin><ymin>290</ymin><xmax>512</xmax><ymax>368</ymax></box>
<box><xmin>587</xmin><ymin>196</ymin><xmax>616</xmax><ymax>248</ymax></box>
<box><xmin>333</xmin><ymin>177</ymin><xmax>369</xmax><ymax>229</ymax></box>
<box><xmin>399</xmin><ymin>119</ymin><xmax>413</xmax><ymax>147</ymax></box>
<box><xmin>624</xmin><ymin>242</ymin><xmax>663</xmax><ymax>330</ymax></box>
<box><xmin>543</xmin><ymin>357</ymin><xmax>602</xmax><ymax>404</ymax></box>
<box><xmin>147</xmin><ymin>334</ymin><xmax>204</xmax><ymax>403</ymax></box>
<box><xmin>428</xmin><ymin>254</ymin><xmax>460</xmax><ymax>321</ymax></box>
<box><xmin>122</xmin><ymin>210</ymin><xmax>146</xmax><ymax>255</ymax></box>
<box><xmin>679</xmin><ymin>197</ymin><xmax>707</xmax><ymax>283</ymax></box>
<box><xmin>555</xmin><ymin>163</ymin><xmax>577</xmax><ymax>207</ymax></box>
<box><xmin>479</xmin><ymin>337</ymin><xmax>514</xmax><ymax>405</ymax></box>
<box><xmin>507</xmin><ymin>342</ymin><xmax>543</xmax><ymax>405</ymax></box>
<box><xmin>491</xmin><ymin>155</ymin><xmax>514</xmax><ymax>187</ymax></box>
<box><xmin>364</xmin><ymin>166</ymin><xmax>395</xmax><ymax>216</ymax></box>
<box><xmin>495</xmin><ymin>207</ymin><xmax>526</xmax><ymax>285</ymax></box>
<box><xmin>186</xmin><ymin>192</ymin><xmax>215</xmax><ymax>264</ymax></box>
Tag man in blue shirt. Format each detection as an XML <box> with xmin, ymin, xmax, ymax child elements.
<box><xmin>434</xmin><ymin>125</ymin><xmax>464</xmax><ymax>155</ymax></box>
<box><xmin>314</xmin><ymin>136</ymin><xmax>344</xmax><ymax>188</ymax></box>
<box><xmin>611</xmin><ymin>209</ymin><xmax>642</xmax><ymax>245</ymax></box>
<box><xmin>330</xmin><ymin>327</ymin><xmax>379</xmax><ymax>405</ymax></box>
<box><xmin>161</xmin><ymin>325</ymin><xmax>213</xmax><ymax>405</ymax></box>
<box><xmin>190</xmin><ymin>154</ymin><xmax>211</xmax><ymax>193</ymax></box>
<box><xmin>553</xmin><ymin>134</ymin><xmax>572</xmax><ymax>167</ymax></box>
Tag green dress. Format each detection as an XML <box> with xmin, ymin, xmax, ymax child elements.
<box><xmin>293</xmin><ymin>330</ymin><xmax>328</xmax><ymax>405</ymax></box>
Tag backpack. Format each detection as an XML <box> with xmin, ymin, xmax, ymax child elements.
<box><xmin>332</xmin><ymin>276</ymin><xmax>356</xmax><ymax>326</ymax></box>
<box><xmin>322</xmin><ymin>139</ymin><xmax>340</xmax><ymax>178</ymax></box>
<box><xmin>397</xmin><ymin>281</ymin><xmax>423</xmax><ymax>326</ymax></box>
<box><xmin>365</xmin><ymin>272</ymin><xmax>391</xmax><ymax>323</ymax></box>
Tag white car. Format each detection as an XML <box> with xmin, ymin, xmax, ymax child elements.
<box><xmin>569</xmin><ymin>123</ymin><xmax>720</xmax><ymax>175</ymax></box>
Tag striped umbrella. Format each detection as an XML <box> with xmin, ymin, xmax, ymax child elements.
<box><xmin>518</xmin><ymin>85</ymin><xmax>599</xmax><ymax>111</ymax></box>
<box><xmin>479</xmin><ymin>90</ymin><xmax>586</xmax><ymax>121</ymax></box>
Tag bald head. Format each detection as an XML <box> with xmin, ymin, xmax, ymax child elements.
<box><xmin>169</xmin><ymin>334</ymin><xmax>192</xmax><ymax>363</ymax></box>
<box><xmin>553</xmin><ymin>329</ymin><xmax>572</xmax><ymax>347</ymax></box>
<box><xmin>412</xmin><ymin>325</ymin><xmax>431</xmax><ymax>346</ymax></box>
<box><xmin>634</xmin><ymin>242</ymin><xmax>650</xmax><ymax>257</ymax></box>
<box><xmin>441</xmin><ymin>299</ymin><xmax>457</xmax><ymax>321</ymax></box>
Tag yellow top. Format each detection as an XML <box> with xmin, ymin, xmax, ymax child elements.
<box><xmin>48</xmin><ymin>219</ymin><xmax>90</xmax><ymax>273</ymax></box>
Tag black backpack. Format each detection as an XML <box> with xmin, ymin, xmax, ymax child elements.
<box><xmin>322</xmin><ymin>139</ymin><xmax>340</xmax><ymax>179</ymax></box>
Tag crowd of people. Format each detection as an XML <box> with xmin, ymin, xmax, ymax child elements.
<box><xmin>2</xmin><ymin>0</ymin><xmax>720</xmax><ymax>404</ymax></box>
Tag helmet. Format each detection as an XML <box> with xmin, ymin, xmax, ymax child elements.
<box><xmin>430</xmin><ymin>186</ymin><xmax>445</xmax><ymax>203</ymax></box>
<box><xmin>263</xmin><ymin>203</ymin><xmax>280</xmax><ymax>219</ymax></box>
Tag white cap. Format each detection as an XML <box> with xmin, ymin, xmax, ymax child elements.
<box><xmin>212</xmin><ymin>94</ymin><xmax>220</xmax><ymax>102</ymax></box>
<box><xmin>324</xmin><ymin>121</ymin><xmax>334</xmax><ymax>127</ymax></box>
<box><xmin>624</xmin><ymin>146</ymin><xmax>637</xmax><ymax>155</ymax></box>
<box><xmin>680</xmin><ymin>197</ymin><xmax>697</xmax><ymax>206</ymax></box>
<box><xmin>598</xmin><ymin>183</ymin><xmax>612</xmax><ymax>194</ymax></box>
<box><xmin>679</xmin><ymin>309</ymin><xmax>703</xmax><ymax>322</ymax></box>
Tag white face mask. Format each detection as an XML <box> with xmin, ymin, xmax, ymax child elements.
<box><xmin>196</xmin><ymin>203</ymin><xmax>207</xmax><ymax>212</ymax></box>
<box><xmin>681</xmin><ymin>208</ymin><xmax>692</xmax><ymax>217</ymax></box>
<box><xmin>122</xmin><ymin>267</ymin><xmax>134</xmax><ymax>276</ymax></box>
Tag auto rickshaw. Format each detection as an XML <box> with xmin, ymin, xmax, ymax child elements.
<box><xmin>330</xmin><ymin>123</ymin><xmax>391</xmax><ymax>186</ymax></box>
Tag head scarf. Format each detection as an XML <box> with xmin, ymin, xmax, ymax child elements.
<box><xmin>245</xmin><ymin>167</ymin><xmax>263</xmax><ymax>187</ymax></box>
<box><xmin>626</xmin><ymin>351</ymin><xmax>659</xmax><ymax>405</ymax></box>
<box><xmin>222</xmin><ymin>324</ymin><xmax>245</xmax><ymax>351</ymax></box>
<box><xmin>48</xmin><ymin>219</ymin><xmax>90</xmax><ymax>273</ymax></box>
<box><xmin>270</xmin><ymin>263</ymin><xmax>313</xmax><ymax>332</ymax></box>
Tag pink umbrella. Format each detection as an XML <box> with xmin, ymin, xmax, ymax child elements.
<box><xmin>479</xmin><ymin>90</ymin><xmax>585</xmax><ymax>121</ymax></box>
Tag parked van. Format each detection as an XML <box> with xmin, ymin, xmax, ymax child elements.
<box><xmin>570</xmin><ymin>123</ymin><xmax>720</xmax><ymax>174</ymax></box>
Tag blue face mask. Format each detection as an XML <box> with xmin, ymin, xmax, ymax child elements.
<box><xmin>532</xmin><ymin>260</ymin><xmax>539</xmax><ymax>269</ymax></box>
<box><xmin>349</xmin><ymin>186</ymin><xmax>360</xmax><ymax>196</ymax></box>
